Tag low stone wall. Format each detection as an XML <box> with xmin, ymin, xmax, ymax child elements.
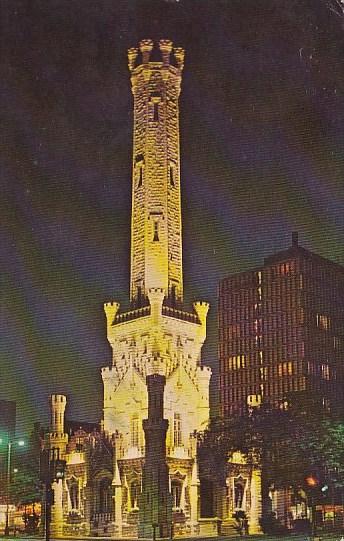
<box><xmin>198</xmin><ymin>518</ymin><xmax>221</xmax><ymax>537</ymax></box>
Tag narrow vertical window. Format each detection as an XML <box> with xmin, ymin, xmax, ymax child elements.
<box><xmin>153</xmin><ymin>221</ymin><xmax>159</xmax><ymax>241</ymax></box>
<box><xmin>153</xmin><ymin>102</ymin><xmax>159</xmax><ymax>122</ymax></box>
<box><xmin>174</xmin><ymin>413</ymin><xmax>182</xmax><ymax>447</ymax></box>
<box><xmin>169</xmin><ymin>166</ymin><xmax>175</xmax><ymax>186</ymax></box>
<box><xmin>131</xmin><ymin>414</ymin><xmax>139</xmax><ymax>447</ymax></box>
<box><xmin>317</xmin><ymin>314</ymin><xmax>330</xmax><ymax>330</ymax></box>
<box><xmin>137</xmin><ymin>286</ymin><xmax>142</xmax><ymax>306</ymax></box>
<box><xmin>171</xmin><ymin>481</ymin><xmax>182</xmax><ymax>509</ymax></box>
<box><xmin>130</xmin><ymin>482</ymin><xmax>140</xmax><ymax>510</ymax></box>
<box><xmin>170</xmin><ymin>284</ymin><xmax>176</xmax><ymax>306</ymax></box>
<box><xmin>138</xmin><ymin>166</ymin><xmax>143</xmax><ymax>187</ymax></box>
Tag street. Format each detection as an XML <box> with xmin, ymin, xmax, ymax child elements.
<box><xmin>1</xmin><ymin>534</ymin><xmax>344</xmax><ymax>541</ymax></box>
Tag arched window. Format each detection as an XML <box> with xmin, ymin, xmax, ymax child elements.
<box><xmin>98</xmin><ymin>478</ymin><xmax>112</xmax><ymax>514</ymax></box>
<box><xmin>234</xmin><ymin>477</ymin><xmax>246</xmax><ymax>509</ymax></box>
<box><xmin>171</xmin><ymin>480</ymin><xmax>182</xmax><ymax>509</ymax></box>
<box><xmin>130</xmin><ymin>481</ymin><xmax>140</xmax><ymax>510</ymax></box>
<box><xmin>135</xmin><ymin>155</ymin><xmax>144</xmax><ymax>188</ymax></box>
<box><xmin>67</xmin><ymin>477</ymin><xmax>79</xmax><ymax>510</ymax></box>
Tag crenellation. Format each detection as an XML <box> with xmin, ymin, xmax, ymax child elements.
<box><xmin>159</xmin><ymin>39</ymin><xmax>173</xmax><ymax>63</ymax></box>
<box><xmin>139</xmin><ymin>39</ymin><xmax>154</xmax><ymax>63</ymax></box>
<box><xmin>128</xmin><ymin>47</ymin><xmax>138</xmax><ymax>72</ymax></box>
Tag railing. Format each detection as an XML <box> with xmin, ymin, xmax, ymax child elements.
<box><xmin>92</xmin><ymin>512</ymin><xmax>113</xmax><ymax>524</ymax></box>
<box><xmin>162</xmin><ymin>305</ymin><xmax>200</xmax><ymax>324</ymax></box>
<box><xmin>114</xmin><ymin>305</ymin><xmax>151</xmax><ymax>324</ymax></box>
<box><xmin>113</xmin><ymin>304</ymin><xmax>200</xmax><ymax>325</ymax></box>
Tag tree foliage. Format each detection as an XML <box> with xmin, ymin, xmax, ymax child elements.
<box><xmin>198</xmin><ymin>405</ymin><xmax>344</xmax><ymax>493</ymax></box>
<box><xmin>10</xmin><ymin>423</ymin><xmax>43</xmax><ymax>507</ymax></box>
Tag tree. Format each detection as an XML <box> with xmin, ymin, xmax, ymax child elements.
<box><xmin>10</xmin><ymin>423</ymin><xmax>44</xmax><ymax>532</ymax></box>
<box><xmin>198</xmin><ymin>405</ymin><xmax>344</xmax><ymax>531</ymax></box>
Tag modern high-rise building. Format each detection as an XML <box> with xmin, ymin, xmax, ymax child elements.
<box><xmin>0</xmin><ymin>400</ymin><xmax>16</xmax><ymax>503</ymax></box>
<box><xmin>219</xmin><ymin>233</ymin><xmax>344</xmax><ymax>418</ymax></box>
<box><xmin>0</xmin><ymin>400</ymin><xmax>16</xmax><ymax>441</ymax></box>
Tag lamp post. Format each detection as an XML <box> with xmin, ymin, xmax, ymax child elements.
<box><xmin>4</xmin><ymin>440</ymin><xmax>12</xmax><ymax>537</ymax></box>
<box><xmin>305</xmin><ymin>475</ymin><xmax>319</xmax><ymax>539</ymax></box>
<box><xmin>0</xmin><ymin>438</ymin><xmax>25</xmax><ymax>536</ymax></box>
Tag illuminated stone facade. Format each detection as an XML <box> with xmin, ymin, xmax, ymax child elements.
<box><xmin>101</xmin><ymin>39</ymin><xmax>211</xmax><ymax>537</ymax></box>
<box><xmin>46</xmin><ymin>40</ymin><xmax>262</xmax><ymax>538</ymax></box>
<box><xmin>129</xmin><ymin>39</ymin><xmax>184</xmax><ymax>305</ymax></box>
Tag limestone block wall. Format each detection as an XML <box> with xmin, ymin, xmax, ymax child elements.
<box><xmin>129</xmin><ymin>40</ymin><xmax>184</xmax><ymax>304</ymax></box>
<box><xmin>102</xmin><ymin>295</ymin><xmax>211</xmax><ymax>458</ymax></box>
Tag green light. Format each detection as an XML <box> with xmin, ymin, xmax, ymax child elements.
<box><xmin>18</xmin><ymin>440</ymin><xmax>25</xmax><ymax>447</ymax></box>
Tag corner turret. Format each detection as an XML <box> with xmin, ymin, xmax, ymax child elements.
<box><xmin>48</xmin><ymin>394</ymin><xmax>68</xmax><ymax>454</ymax></box>
<box><xmin>104</xmin><ymin>301</ymin><xmax>120</xmax><ymax>329</ymax></box>
<box><xmin>193</xmin><ymin>301</ymin><xmax>210</xmax><ymax>326</ymax></box>
<box><xmin>50</xmin><ymin>394</ymin><xmax>67</xmax><ymax>435</ymax></box>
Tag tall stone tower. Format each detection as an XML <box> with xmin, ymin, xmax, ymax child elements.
<box><xmin>47</xmin><ymin>40</ymin><xmax>262</xmax><ymax>539</ymax></box>
<box><xmin>102</xmin><ymin>40</ymin><xmax>211</xmax><ymax>537</ymax></box>
<box><xmin>128</xmin><ymin>39</ymin><xmax>185</xmax><ymax>306</ymax></box>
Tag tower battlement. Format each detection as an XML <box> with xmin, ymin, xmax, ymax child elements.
<box><xmin>128</xmin><ymin>39</ymin><xmax>185</xmax><ymax>72</ymax></box>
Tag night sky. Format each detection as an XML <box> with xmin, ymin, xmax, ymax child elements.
<box><xmin>2</xmin><ymin>0</ymin><xmax>344</xmax><ymax>435</ymax></box>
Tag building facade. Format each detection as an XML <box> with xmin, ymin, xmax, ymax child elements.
<box><xmin>0</xmin><ymin>400</ymin><xmax>16</xmax><ymax>506</ymax></box>
<box><xmin>219</xmin><ymin>232</ymin><xmax>344</xmax><ymax>418</ymax></box>
<box><xmin>46</xmin><ymin>40</ymin><xmax>262</xmax><ymax>538</ymax></box>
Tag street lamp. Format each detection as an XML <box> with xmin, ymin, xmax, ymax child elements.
<box><xmin>0</xmin><ymin>437</ymin><xmax>25</xmax><ymax>536</ymax></box>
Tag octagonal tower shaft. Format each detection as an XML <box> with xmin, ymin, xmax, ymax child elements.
<box><xmin>128</xmin><ymin>40</ymin><xmax>185</xmax><ymax>306</ymax></box>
